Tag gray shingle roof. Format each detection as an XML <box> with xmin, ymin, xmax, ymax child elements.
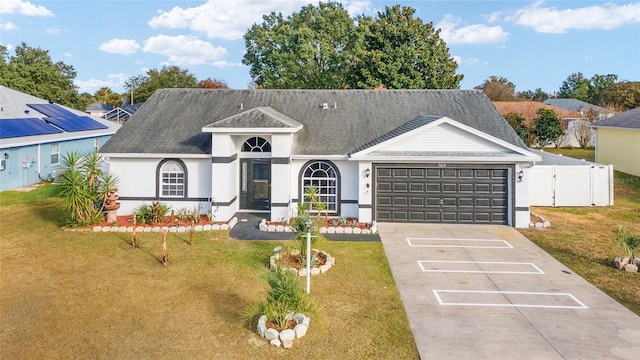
<box><xmin>542</xmin><ymin>98</ymin><xmax>608</xmax><ymax>114</ymax></box>
<box><xmin>100</xmin><ymin>89</ymin><xmax>526</xmax><ymax>156</ymax></box>
<box><xmin>591</xmin><ymin>107</ymin><xmax>640</xmax><ymax>129</ymax></box>
<box><xmin>207</xmin><ymin>107</ymin><xmax>302</xmax><ymax>129</ymax></box>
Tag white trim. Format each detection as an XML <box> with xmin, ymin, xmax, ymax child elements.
<box><xmin>0</xmin><ymin>130</ymin><xmax>118</xmax><ymax>149</ymax></box>
<box><xmin>349</xmin><ymin>116</ymin><xmax>541</xmax><ymax>161</ymax></box>
<box><xmin>102</xmin><ymin>153</ymin><xmax>211</xmax><ymax>159</ymax></box>
<box><xmin>590</xmin><ymin>125</ymin><xmax>640</xmax><ymax>131</ymax></box>
<box><xmin>347</xmin><ymin>155</ymin><xmax>536</xmax><ymax>162</ymax></box>
<box><xmin>202</xmin><ymin>126</ymin><xmax>303</xmax><ymax>134</ymax></box>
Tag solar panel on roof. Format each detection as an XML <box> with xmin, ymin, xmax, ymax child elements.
<box><xmin>27</xmin><ymin>103</ymin><xmax>77</xmax><ymax>118</ymax></box>
<box><xmin>0</xmin><ymin>118</ymin><xmax>64</xmax><ymax>139</ymax></box>
<box><xmin>44</xmin><ymin>116</ymin><xmax>108</xmax><ymax>132</ymax></box>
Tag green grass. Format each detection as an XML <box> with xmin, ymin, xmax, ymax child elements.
<box><xmin>542</xmin><ymin>146</ymin><xmax>596</xmax><ymax>162</ymax></box>
<box><xmin>0</xmin><ymin>185</ymin><xmax>419</xmax><ymax>359</ymax></box>
<box><xmin>520</xmin><ymin>147</ymin><xmax>640</xmax><ymax>315</ymax></box>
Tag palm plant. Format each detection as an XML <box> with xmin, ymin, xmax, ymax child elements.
<box><xmin>614</xmin><ymin>226</ymin><xmax>640</xmax><ymax>260</ymax></box>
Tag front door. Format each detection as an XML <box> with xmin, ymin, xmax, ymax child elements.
<box><xmin>240</xmin><ymin>159</ymin><xmax>271</xmax><ymax>210</ymax></box>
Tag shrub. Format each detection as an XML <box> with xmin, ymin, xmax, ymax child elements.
<box><xmin>135</xmin><ymin>201</ymin><xmax>170</xmax><ymax>225</ymax></box>
<box><xmin>614</xmin><ymin>226</ymin><xmax>640</xmax><ymax>259</ymax></box>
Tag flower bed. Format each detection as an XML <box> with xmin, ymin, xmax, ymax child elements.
<box><xmin>261</xmin><ymin>218</ymin><xmax>377</xmax><ymax>234</ymax></box>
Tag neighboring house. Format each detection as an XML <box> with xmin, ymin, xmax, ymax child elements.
<box><xmin>86</xmin><ymin>102</ymin><xmax>113</xmax><ymax>118</ymax></box>
<box><xmin>101</xmin><ymin>103</ymin><xmax>142</xmax><ymax>123</ymax></box>
<box><xmin>542</xmin><ymin>98</ymin><xmax>614</xmax><ymax>120</ymax></box>
<box><xmin>492</xmin><ymin>101</ymin><xmax>594</xmax><ymax>147</ymax></box>
<box><xmin>100</xmin><ymin>89</ymin><xmax>541</xmax><ymax>228</ymax></box>
<box><xmin>591</xmin><ymin>107</ymin><xmax>640</xmax><ymax>177</ymax></box>
<box><xmin>0</xmin><ymin>85</ymin><xmax>121</xmax><ymax>191</ymax></box>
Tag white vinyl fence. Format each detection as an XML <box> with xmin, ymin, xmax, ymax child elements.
<box><xmin>528</xmin><ymin>150</ymin><xmax>614</xmax><ymax>207</ymax></box>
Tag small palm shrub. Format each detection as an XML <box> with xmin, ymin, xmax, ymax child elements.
<box><xmin>244</xmin><ymin>267</ymin><xmax>315</xmax><ymax>331</ymax></box>
<box><xmin>614</xmin><ymin>226</ymin><xmax>640</xmax><ymax>260</ymax></box>
<box><xmin>135</xmin><ymin>201</ymin><xmax>170</xmax><ymax>225</ymax></box>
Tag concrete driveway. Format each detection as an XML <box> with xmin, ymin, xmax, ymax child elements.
<box><xmin>377</xmin><ymin>223</ymin><xmax>640</xmax><ymax>360</ymax></box>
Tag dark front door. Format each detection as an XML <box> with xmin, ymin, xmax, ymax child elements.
<box><xmin>240</xmin><ymin>159</ymin><xmax>271</xmax><ymax>210</ymax></box>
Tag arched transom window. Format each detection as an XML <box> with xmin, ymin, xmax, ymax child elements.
<box><xmin>242</xmin><ymin>137</ymin><xmax>271</xmax><ymax>152</ymax></box>
<box><xmin>302</xmin><ymin>161</ymin><xmax>338</xmax><ymax>213</ymax></box>
<box><xmin>160</xmin><ymin>160</ymin><xmax>185</xmax><ymax>197</ymax></box>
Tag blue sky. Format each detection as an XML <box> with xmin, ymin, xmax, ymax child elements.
<box><xmin>1</xmin><ymin>0</ymin><xmax>639</xmax><ymax>95</ymax></box>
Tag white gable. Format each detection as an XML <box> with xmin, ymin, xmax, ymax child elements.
<box><xmin>382</xmin><ymin>122</ymin><xmax>505</xmax><ymax>153</ymax></box>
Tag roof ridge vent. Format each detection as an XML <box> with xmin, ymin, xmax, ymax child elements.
<box><xmin>321</xmin><ymin>103</ymin><xmax>329</xmax><ymax>110</ymax></box>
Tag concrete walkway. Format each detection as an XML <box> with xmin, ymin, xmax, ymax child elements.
<box><xmin>377</xmin><ymin>223</ymin><xmax>640</xmax><ymax>360</ymax></box>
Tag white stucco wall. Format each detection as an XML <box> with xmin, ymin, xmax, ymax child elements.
<box><xmin>107</xmin><ymin>156</ymin><xmax>212</xmax><ymax>217</ymax></box>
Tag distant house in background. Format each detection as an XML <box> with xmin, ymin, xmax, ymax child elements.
<box><xmin>0</xmin><ymin>85</ymin><xmax>121</xmax><ymax>191</ymax></box>
<box><xmin>86</xmin><ymin>102</ymin><xmax>142</xmax><ymax>124</ymax></box>
<box><xmin>86</xmin><ymin>102</ymin><xmax>113</xmax><ymax>118</ymax></box>
<box><xmin>542</xmin><ymin>98</ymin><xmax>614</xmax><ymax>120</ymax></box>
<box><xmin>492</xmin><ymin>101</ymin><xmax>593</xmax><ymax>147</ymax></box>
<box><xmin>591</xmin><ymin>107</ymin><xmax>640</xmax><ymax>177</ymax></box>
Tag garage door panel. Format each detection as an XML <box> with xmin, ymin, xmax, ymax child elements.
<box><xmin>376</xmin><ymin>165</ymin><xmax>509</xmax><ymax>225</ymax></box>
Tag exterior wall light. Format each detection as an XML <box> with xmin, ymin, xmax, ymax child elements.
<box><xmin>365</xmin><ymin>168</ymin><xmax>371</xmax><ymax>178</ymax></box>
<box><xmin>518</xmin><ymin>169</ymin><xmax>524</xmax><ymax>182</ymax></box>
<box><xmin>3</xmin><ymin>153</ymin><xmax>8</xmax><ymax>160</ymax></box>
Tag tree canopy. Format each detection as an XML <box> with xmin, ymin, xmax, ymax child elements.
<box><xmin>532</xmin><ymin>108</ymin><xmax>564</xmax><ymax>148</ymax></box>
<box><xmin>243</xmin><ymin>2</ymin><xmax>462</xmax><ymax>89</ymax></box>
<box><xmin>556</xmin><ymin>72</ymin><xmax>639</xmax><ymax>109</ymax></box>
<box><xmin>475</xmin><ymin>76</ymin><xmax>516</xmax><ymax>101</ymax></box>
<box><xmin>0</xmin><ymin>42</ymin><xmax>88</xmax><ymax>110</ymax></box>
<box><xmin>124</xmin><ymin>65</ymin><xmax>198</xmax><ymax>103</ymax></box>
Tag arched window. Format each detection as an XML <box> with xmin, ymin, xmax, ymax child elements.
<box><xmin>301</xmin><ymin>161</ymin><xmax>338</xmax><ymax>214</ymax></box>
<box><xmin>242</xmin><ymin>137</ymin><xmax>271</xmax><ymax>152</ymax></box>
<box><xmin>160</xmin><ymin>160</ymin><xmax>185</xmax><ymax>197</ymax></box>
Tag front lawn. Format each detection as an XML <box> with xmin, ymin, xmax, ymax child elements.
<box><xmin>520</xmin><ymin>147</ymin><xmax>640</xmax><ymax>315</ymax></box>
<box><xmin>0</xmin><ymin>185</ymin><xmax>419</xmax><ymax>359</ymax></box>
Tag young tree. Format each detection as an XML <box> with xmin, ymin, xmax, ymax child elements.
<box><xmin>243</xmin><ymin>2</ymin><xmax>357</xmax><ymax>89</ymax></box>
<box><xmin>532</xmin><ymin>108</ymin><xmax>564</xmax><ymax>148</ymax></box>
<box><xmin>0</xmin><ymin>42</ymin><xmax>84</xmax><ymax>110</ymax></box>
<box><xmin>572</xmin><ymin>107</ymin><xmax>598</xmax><ymax>148</ymax></box>
<box><xmin>349</xmin><ymin>5</ymin><xmax>462</xmax><ymax>89</ymax></box>
<box><xmin>504</xmin><ymin>112</ymin><xmax>532</xmax><ymax>146</ymax></box>
<box><xmin>475</xmin><ymin>76</ymin><xmax>516</xmax><ymax>101</ymax></box>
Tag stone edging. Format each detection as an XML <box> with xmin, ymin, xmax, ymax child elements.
<box><xmin>530</xmin><ymin>212</ymin><xmax>551</xmax><ymax>229</ymax></box>
<box><xmin>259</xmin><ymin>219</ymin><xmax>377</xmax><ymax>234</ymax></box>
<box><xmin>64</xmin><ymin>217</ymin><xmax>238</xmax><ymax>233</ymax></box>
<box><xmin>270</xmin><ymin>249</ymin><xmax>335</xmax><ymax>276</ymax></box>
<box><xmin>257</xmin><ymin>313</ymin><xmax>310</xmax><ymax>348</ymax></box>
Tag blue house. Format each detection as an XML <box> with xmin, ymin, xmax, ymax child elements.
<box><xmin>0</xmin><ymin>85</ymin><xmax>121</xmax><ymax>191</ymax></box>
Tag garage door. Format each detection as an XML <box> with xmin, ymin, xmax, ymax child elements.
<box><xmin>375</xmin><ymin>165</ymin><xmax>510</xmax><ymax>224</ymax></box>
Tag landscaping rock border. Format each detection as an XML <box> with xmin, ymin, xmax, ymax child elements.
<box><xmin>269</xmin><ymin>249</ymin><xmax>335</xmax><ymax>276</ymax></box>
<box><xmin>530</xmin><ymin>212</ymin><xmax>551</xmax><ymax>229</ymax></box>
<box><xmin>260</xmin><ymin>218</ymin><xmax>377</xmax><ymax>234</ymax></box>
<box><xmin>64</xmin><ymin>217</ymin><xmax>238</xmax><ymax>233</ymax></box>
<box><xmin>256</xmin><ymin>313</ymin><xmax>311</xmax><ymax>349</ymax></box>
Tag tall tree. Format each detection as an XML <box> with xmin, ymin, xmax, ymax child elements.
<box><xmin>350</xmin><ymin>5</ymin><xmax>461</xmax><ymax>89</ymax></box>
<box><xmin>589</xmin><ymin>74</ymin><xmax>617</xmax><ymax>105</ymax></box>
<box><xmin>475</xmin><ymin>76</ymin><xmax>516</xmax><ymax>101</ymax></box>
<box><xmin>557</xmin><ymin>72</ymin><xmax>591</xmax><ymax>102</ymax></box>
<box><xmin>243</xmin><ymin>3</ymin><xmax>461</xmax><ymax>89</ymax></box>
<box><xmin>125</xmin><ymin>66</ymin><xmax>198</xmax><ymax>103</ymax></box>
<box><xmin>197</xmin><ymin>78</ymin><xmax>229</xmax><ymax>89</ymax></box>
<box><xmin>0</xmin><ymin>42</ymin><xmax>84</xmax><ymax>109</ymax></box>
<box><xmin>243</xmin><ymin>2</ymin><xmax>356</xmax><ymax>89</ymax></box>
<box><xmin>517</xmin><ymin>88</ymin><xmax>549</xmax><ymax>102</ymax></box>
<box><xmin>532</xmin><ymin>108</ymin><xmax>564</xmax><ymax>148</ymax></box>
<box><xmin>94</xmin><ymin>87</ymin><xmax>122</xmax><ymax>107</ymax></box>
<box><xmin>601</xmin><ymin>81</ymin><xmax>640</xmax><ymax>110</ymax></box>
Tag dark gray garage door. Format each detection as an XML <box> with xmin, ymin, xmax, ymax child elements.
<box><xmin>375</xmin><ymin>165</ymin><xmax>510</xmax><ymax>224</ymax></box>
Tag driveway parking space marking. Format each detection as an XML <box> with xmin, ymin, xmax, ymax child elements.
<box><xmin>418</xmin><ymin>260</ymin><xmax>545</xmax><ymax>274</ymax></box>
<box><xmin>407</xmin><ymin>237</ymin><xmax>513</xmax><ymax>249</ymax></box>
<box><xmin>432</xmin><ymin>290</ymin><xmax>589</xmax><ymax>309</ymax></box>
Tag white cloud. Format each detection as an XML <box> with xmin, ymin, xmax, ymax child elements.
<box><xmin>142</xmin><ymin>34</ymin><xmax>228</xmax><ymax>66</ymax></box>
<box><xmin>99</xmin><ymin>39</ymin><xmax>140</xmax><ymax>55</ymax></box>
<box><xmin>75</xmin><ymin>73</ymin><xmax>129</xmax><ymax>93</ymax></box>
<box><xmin>45</xmin><ymin>28</ymin><xmax>63</xmax><ymax>35</ymax></box>
<box><xmin>0</xmin><ymin>0</ymin><xmax>53</xmax><ymax>16</ymax></box>
<box><xmin>64</xmin><ymin>52</ymin><xmax>72</xmax><ymax>58</ymax></box>
<box><xmin>0</xmin><ymin>21</ymin><xmax>17</xmax><ymax>30</ymax></box>
<box><xmin>344</xmin><ymin>0</ymin><xmax>376</xmax><ymax>17</ymax></box>
<box><xmin>147</xmin><ymin>0</ymin><xmax>318</xmax><ymax>40</ymax></box>
<box><xmin>452</xmin><ymin>55</ymin><xmax>462</xmax><ymax>64</ymax></box>
<box><xmin>508</xmin><ymin>1</ymin><xmax>640</xmax><ymax>33</ymax></box>
<box><xmin>437</xmin><ymin>15</ymin><xmax>509</xmax><ymax>45</ymax></box>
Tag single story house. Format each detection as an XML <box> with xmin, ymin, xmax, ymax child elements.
<box><xmin>542</xmin><ymin>98</ymin><xmax>614</xmax><ymax>120</ymax></box>
<box><xmin>591</xmin><ymin>107</ymin><xmax>640</xmax><ymax>177</ymax></box>
<box><xmin>0</xmin><ymin>85</ymin><xmax>121</xmax><ymax>191</ymax></box>
<box><xmin>100</xmin><ymin>89</ymin><xmax>541</xmax><ymax>228</ymax></box>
